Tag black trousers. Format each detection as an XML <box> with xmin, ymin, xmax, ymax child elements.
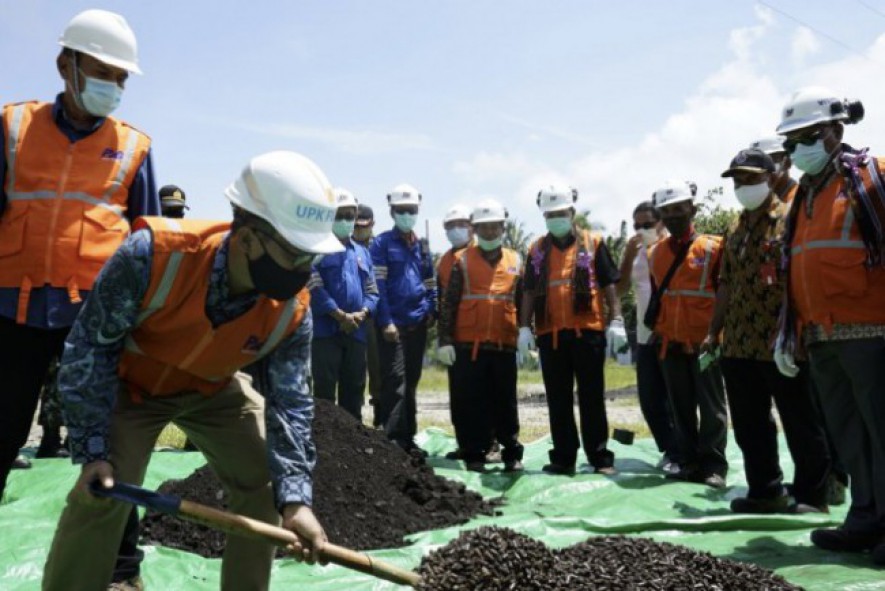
<box><xmin>111</xmin><ymin>507</ymin><xmax>143</xmax><ymax>581</ymax></box>
<box><xmin>538</xmin><ymin>330</ymin><xmax>614</xmax><ymax>468</ymax></box>
<box><xmin>311</xmin><ymin>335</ymin><xmax>367</xmax><ymax>421</ymax></box>
<box><xmin>635</xmin><ymin>343</ymin><xmax>678</xmax><ymax>460</ymax></box>
<box><xmin>378</xmin><ymin>323</ymin><xmax>427</xmax><ymax>447</ymax></box>
<box><xmin>449</xmin><ymin>347</ymin><xmax>523</xmax><ymax>464</ymax></box>
<box><xmin>721</xmin><ymin>357</ymin><xmax>830</xmax><ymax>506</ymax></box>
<box><xmin>809</xmin><ymin>338</ymin><xmax>885</xmax><ymax>534</ymax></box>
<box><xmin>660</xmin><ymin>346</ymin><xmax>728</xmax><ymax>477</ymax></box>
<box><xmin>0</xmin><ymin>316</ymin><xmax>69</xmax><ymax>498</ymax></box>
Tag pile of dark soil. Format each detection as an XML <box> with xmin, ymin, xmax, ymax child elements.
<box><xmin>417</xmin><ymin>527</ymin><xmax>804</xmax><ymax>591</ymax></box>
<box><xmin>140</xmin><ymin>399</ymin><xmax>498</xmax><ymax>556</ymax></box>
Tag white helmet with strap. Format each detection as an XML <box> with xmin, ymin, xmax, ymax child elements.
<box><xmin>776</xmin><ymin>86</ymin><xmax>864</xmax><ymax>134</ymax></box>
<box><xmin>443</xmin><ymin>204</ymin><xmax>471</xmax><ymax>224</ymax></box>
<box><xmin>652</xmin><ymin>179</ymin><xmax>695</xmax><ymax>208</ymax></box>
<box><xmin>334</xmin><ymin>187</ymin><xmax>359</xmax><ymax>209</ymax></box>
<box><xmin>749</xmin><ymin>136</ymin><xmax>787</xmax><ymax>155</ymax></box>
<box><xmin>536</xmin><ymin>185</ymin><xmax>578</xmax><ymax>214</ymax></box>
<box><xmin>59</xmin><ymin>9</ymin><xmax>142</xmax><ymax>74</ymax></box>
<box><xmin>224</xmin><ymin>151</ymin><xmax>343</xmax><ymax>254</ymax></box>
<box><xmin>387</xmin><ymin>183</ymin><xmax>422</xmax><ymax>206</ymax></box>
<box><xmin>472</xmin><ymin>199</ymin><xmax>508</xmax><ymax>224</ymax></box>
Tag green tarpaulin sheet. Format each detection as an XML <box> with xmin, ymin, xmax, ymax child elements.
<box><xmin>2</xmin><ymin>431</ymin><xmax>883</xmax><ymax>590</ymax></box>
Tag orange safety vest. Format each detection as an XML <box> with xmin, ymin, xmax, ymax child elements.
<box><xmin>649</xmin><ymin>235</ymin><xmax>722</xmax><ymax>350</ymax></box>
<box><xmin>436</xmin><ymin>245</ymin><xmax>468</xmax><ymax>310</ymax></box>
<box><xmin>118</xmin><ymin>217</ymin><xmax>309</xmax><ymax>399</ymax></box>
<box><xmin>0</xmin><ymin>101</ymin><xmax>151</xmax><ymax>323</ymax></box>
<box><xmin>453</xmin><ymin>245</ymin><xmax>520</xmax><ymax>358</ymax></box>
<box><xmin>789</xmin><ymin>160</ymin><xmax>885</xmax><ymax>335</ymax></box>
<box><xmin>530</xmin><ymin>230</ymin><xmax>606</xmax><ymax>347</ymax></box>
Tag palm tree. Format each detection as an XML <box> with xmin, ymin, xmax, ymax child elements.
<box><xmin>503</xmin><ymin>218</ymin><xmax>533</xmax><ymax>258</ymax></box>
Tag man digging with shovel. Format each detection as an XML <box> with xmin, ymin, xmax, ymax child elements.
<box><xmin>43</xmin><ymin>151</ymin><xmax>338</xmax><ymax>591</ymax></box>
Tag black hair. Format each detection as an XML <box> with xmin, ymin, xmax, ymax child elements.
<box><xmin>633</xmin><ymin>201</ymin><xmax>661</xmax><ymax>221</ymax></box>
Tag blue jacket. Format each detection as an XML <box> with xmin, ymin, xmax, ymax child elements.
<box><xmin>371</xmin><ymin>229</ymin><xmax>436</xmax><ymax>328</ymax></box>
<box><xmin>309</xmin><ymin>240</ymin><xmax>379</xmax><ymax>342</ymax></box>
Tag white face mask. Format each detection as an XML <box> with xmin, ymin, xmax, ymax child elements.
<box><xmin>791</xmin><ymin>139</ymin><xmax>831</xmax><ymax>175</ymax></box>
<box><xmin>477</xmin><ymin>236</ymin><xmax>503</xmax><ymax>251</ymax></box>
<box><xmin>734</xmin><ymin>182</ymin><xmax>771</xmax><ymax>211</ymax></box>
<box><xmin>394</xmin><ymin>213</ymin><xmax>418</xmax><ymax>232</ymax></box>
<box><xmin>446</xmin><ymin>227</ymin><xmax>470</xmax><ymax>248</ymax></box>
<box><xmin>637</xmin><ymin>228</ymin><xmax>658</xmax><ymax>246</ymax></box>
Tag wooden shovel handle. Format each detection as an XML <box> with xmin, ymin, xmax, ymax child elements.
<box><xmin>179</xmin><ymin>500</ymin><xmax>422</xmax><ymax>588</ymax></box>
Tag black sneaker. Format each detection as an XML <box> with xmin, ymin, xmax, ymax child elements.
<box><xmin>665</xmin><ymin>465</ymin><xmax>700</xmax><ymax>482</ymax></box>
<box><xmin>503</xmin><ymin>460</ymin><xmax>524</xmax><ymax>473</ymax></box>
<box><xmin>542</xmin><ymin>463</ymin><xmax>576</xmax><ymax>476</ymax></box>
<box><xmin>444</xmin><ymin>448</ymin><xmax>465</xmax><ymax>461</ymax></box>
<box><xmin>731</xmin><ymin>495</ymin><xmax>790</xmax><ymax>514</ymax></box>
<box><xmin>465</xmin><ymin>461</ymin><xmax>487</xmax><ymax>473</ymax></box>
<box><xmin>811</xmin><ymin>527</ymin><xmax>882</xmax><ymax>553</ymax></box>
<box><xmin>12</xmin><ymin>455</ymin><xmax>31</xmax><ymax>470</ymax></box>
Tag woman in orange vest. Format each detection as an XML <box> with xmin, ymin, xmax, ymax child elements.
<box><xmin>518</xmin><ymin>186</ymin><xmax>621</xmax><ymax>476</ymax></box>
<box><xmin>42</xmin><ymin>152</ymin><xmax>338</xmax><ymax>590</ymax></box>
<box><xmin>774</xmin><ymin>87</ymin><xmax>885</xmax><ymax>564</ymax></box>
<box><xmin>437</xmin><ymin>199</ymin><xmax>524</xmax><ymax>473</ymax></box>
<box><xmin>647</xmin><ymin>180</ymin><xmax>728</xmax><ymax>489</ymax></box>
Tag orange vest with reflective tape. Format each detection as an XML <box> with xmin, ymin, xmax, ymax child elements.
<box><xmin>649</xmin><ymin>235</ymin><xmax>721</xmax><ymax>347</ymax></box>
<box><xmin>436</xmin><ymin>245</ymin><xmax>467</xmax><ymax>312</ymax></box>
<box><xmin>0</xmin><ymin>101</ymin><xmax>151</xmax><ymax>323</ymax></box>
<box><xmin>118</xmin><ymin>217</ymin><xmax>309</xmax><ymax>398</ymax></box>
<box><xmin>789</xmin><ymin>160</ymin><xmax>885</xmax><ymax>334</ymax></box>
<box><xmin>453</xmin><ymin>246</ymin><xmax>520</xmax><ymax>356</ymax></box>
<box><xmin>531</xmin><ymin>230</ymin><xmax>606</xmax><ymax>337</ymax></box>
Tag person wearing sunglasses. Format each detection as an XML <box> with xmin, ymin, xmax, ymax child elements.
<box><xmin>615</xmin><ymin>201</ymin><xmax>679</xmax><ymax>475</ymax></box>
<box><xmin>43</xmin><ymin>151</ymin><xmax>341</xmax><ymax>590</ymax></box>
<box><xmin>703</xmin><ymin>148</ymin><xmax>831</xmax><ymax>516</ymax></box>
<box><xmin>370</xmin><ymin>184</ymin><xmax>437</xmax><ymax>456</ymax></box>
<box><xmin>308</xmin><ymin>188</ymin><xmax>379</xmax><ymax>421</ymax></box>
<box><xmin>773</xmin><ymin>87</ymin><xmax>885</xmax><ymax>565</ymax></box>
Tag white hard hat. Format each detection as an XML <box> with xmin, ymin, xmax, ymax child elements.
<box><xmin>536</xmin><ymin>185</ymin><xmax>577</xmax><ymax>214</ymax></box>
<box><xmin>333</xmin><ymin>187</ymin><xmax>359</xmax><ymax>209</ymax></box>
<box><xmin>749</xmin><ymin>135</ymin><xmax>787</xmax><ymax>155</ymax></box>
<box><xmin>471</xmin><ymin>199</ymin><xmax>508</xmax><ymax>224</ymax></box>
<box><xmin>224</xmin><ymin>151</ymin><xmax>343</xmax><ymax>255</ymax></box>
<box><xmin>652</xmin><ymin>179</ymin><xmax>695</xmax><ymax>208</ymax></box>
<box><xmin>776</xmin><ymin>86</ymin><xmax>854</xmax><ymax>135</ymax></box>
<box><xmin>59</xmin><ymin>9</ymin><xmax>142</xmax><ymax>74</ymax></box>
<box><xmin>443</xmin><ymin>204</ymin><xmax>471</xmax><ymax>224</ymax></box>
<box><xmin>387</xmin><ymin>183</ymin><xmax>422</xmax><ymax>206</ymax></box>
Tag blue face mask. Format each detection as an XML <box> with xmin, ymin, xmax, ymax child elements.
<box><xmin>545</xmin><ymin>217</ymin><xmax>572</xmax><ymax>238</ymax></box>
<box><xmin>79</xmin><ymin>71</ymin><xmax>123</xmax><ymax>117</ymax></box>
<box><xmin>332</xmin><ymin>219</ymin><xmax>355</xmax><ymax>239</ymax></box>
<box><xmin>477</xmin><ymin>236</ymin><xmax>503</xmax><ymax>251</ymax></box>
<box><xmin>791</xmin><ymin>139</ymin><xmax>831</xmax><ymax>175</ymax></box>
<box><xmin>446</xmin><ymin>227</ymin><xmax>470</xmax><ymax>248</ymax></box>
<box><xmin>394</xmin><ymin>213</ymin><xmax>418</xmax><ymax>232</ymax></box>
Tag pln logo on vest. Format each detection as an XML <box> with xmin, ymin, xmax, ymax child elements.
<box><xmin>241</xmin><ymin>335</ymin><xmax>265</xmax><ymax>355</ymax></box>
<box><xmin>100</xmin><ymin>148</ymin><xmax>124</xmax><ymax>161</ymax></box>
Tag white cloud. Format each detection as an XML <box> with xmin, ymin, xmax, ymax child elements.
<box><xmin>791</xmin><ymin>27</ymin><xmax>821</xmax><ymax>64</ymax></box>
<box><xmin>449</xmin><ymin>11</ymin><xmax>885</xmax><ymax>240</ymax></box>
<box><xmin>239</xmin><ymin>123</ymin><xmax>436</xmax><ymax>155</ymax></box>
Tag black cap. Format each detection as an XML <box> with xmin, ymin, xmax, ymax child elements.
<box><xmin>721</xmin><ymin>148</ymin><xmax>776</xmax><ymax>178</ymax></box>
<box><xmin>355</xmin><ymin>204</ymin><xmax>374</xmax><ymax>226</ymax></box>
<box><xmin>159</xmin><ymin>184</ymin><xmax>188</xmax><ymax>209</ymax></box>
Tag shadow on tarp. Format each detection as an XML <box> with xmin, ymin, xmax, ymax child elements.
<box><xmin>1</xmin><ymin>430</ymin><xmax>882</xmax><ymax>590</ymax></box>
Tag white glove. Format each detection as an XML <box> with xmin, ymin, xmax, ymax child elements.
<box><xmin>437</xmin><ymin>345</ymin><xmax>456</xmax><ymax>366</ymax></box>
<box><xmin>517</xmin><ymin>327</ymin><xmax>536</xmax><ymax>358</ymax></box>
<box><xmin>773</xmin><ymin>336</ymin><xmax>799</xmax><ymax>378</ymax></box>
<box><xmin>606</xmin><ymin>317</ymin><xmax>628</xmax><ymax>357</ymax></box>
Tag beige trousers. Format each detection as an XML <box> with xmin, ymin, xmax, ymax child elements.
<box><xmin>42</xmin><ymin>373</ymin><xmax>280</xmax><ymax>591</ymax></box>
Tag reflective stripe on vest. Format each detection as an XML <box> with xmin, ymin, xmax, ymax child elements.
<box><xmin>459</xmin><ymin>252</ymin><xmax>517</xmax><ymax>301</ymax></box>
<box><xmin>5</xmin><ymin>104</ymin><xmax>25</xmax><ymax>193</ymax></box>
<box><xmin>664</xmin><ymin>238</ymin><xmax>716</xmax><ymax>299</ymax></box>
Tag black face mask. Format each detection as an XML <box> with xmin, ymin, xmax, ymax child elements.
<box><xmin>662</xmin><ymin>215</ymin><xmax>691</xmax><ymax>239</ymax></box>
<box><xmin>248</xmin><ymin>252</ymin><xmax>311</xmax><ymax>301</ymax></box>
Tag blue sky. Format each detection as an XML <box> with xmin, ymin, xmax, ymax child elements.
<box><xmin>4</xmin><ymin>1</ymin><xmax>885</xmax><ymax>248</ymax></box>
